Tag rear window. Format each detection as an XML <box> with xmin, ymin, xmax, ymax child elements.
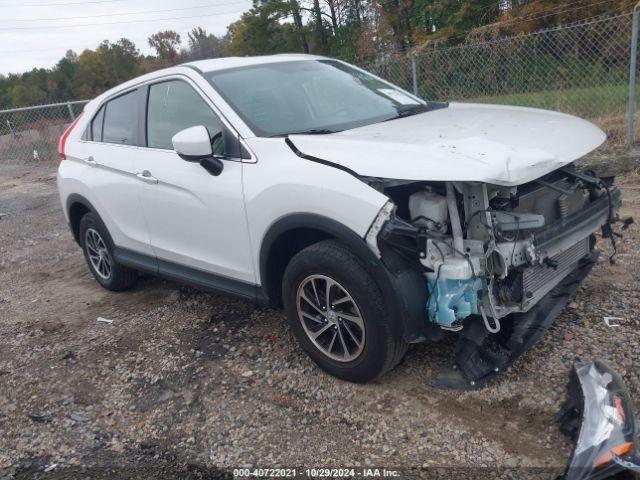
<box><xmin>102</xmin><ymin>90</ymin><xmax>138</xmax><ymax>146</ymax></box>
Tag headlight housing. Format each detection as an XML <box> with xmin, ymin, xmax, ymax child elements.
<box><xmin>365</xmin><ymin>200</ymin><xmax>395</xmax><ymax>258</ymax></box>
<box><xmin>558</xmin><ymin>359</ymin><xmax>638</xmax><ymax>480</ymax></box>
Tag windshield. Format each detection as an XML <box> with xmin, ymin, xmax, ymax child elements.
<box><xmin>206</xmin><ymin>60</ymin><xmax>428</xmax><ymax>137</ymax></box>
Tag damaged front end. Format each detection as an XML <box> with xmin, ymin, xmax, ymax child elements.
<box><xmin>366</xmin><ymin>166</ymin><xmax>626</xmax><ymax>388</ymax></box>
<box><xmin>558</xmin><ymin>360</ymin><xmax>640</xmax><ymax>480</ymax></box>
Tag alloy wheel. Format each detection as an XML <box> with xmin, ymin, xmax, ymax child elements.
<box><xmin>296</xmin><ymin>274</ymin><xmax>366</xmax><ymax>362</ymax></box>
<box><xmin>84</xmin><ymin>228</ymin><xmax>112</xmax><ymax>280</ymax></box>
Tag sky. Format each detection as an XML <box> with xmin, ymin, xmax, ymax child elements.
<box><xmin>0</xmin><ymin>0</ymin><xmax>253</xmax><ymax>75</ymax></box>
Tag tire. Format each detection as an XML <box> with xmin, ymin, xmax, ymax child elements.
<box><xmin>79</xmin><ymin>212</ymin><xmax>137</xmax><ymax>291</ymax></box>
<box><xmin>282</xmin><ymin>240</ymin><xmax>407</xmax><ymax>383</ymax></box>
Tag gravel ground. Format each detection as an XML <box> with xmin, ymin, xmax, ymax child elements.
<box><xmin>0</xmin><ymin>160</ymin><xmax>638</xmax><ymax>479</ymax></box>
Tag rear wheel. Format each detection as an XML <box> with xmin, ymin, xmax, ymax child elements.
<box><xmin>79</xmin><ymin>212</ymin><xmax>137</xmax><ymax>291</ymax></box>
<box><xmin>282</xmin><ymin>240</ymin><xmax>407</xmax><ymax>383</ymax></box>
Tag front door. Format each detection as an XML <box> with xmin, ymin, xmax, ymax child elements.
<box><xmin>134</xmin><ymin>78</ymin><xmax>255</xmax><ymax>286</ymax></box>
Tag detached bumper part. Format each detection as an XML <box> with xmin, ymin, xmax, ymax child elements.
<box><xmin>433</xmin><ymin>251</ymin><xmax>598</xmax><ymax>389</ymax></box>
<box><xmin>558</xmin><ymin>359</ymin><xmax>639</xmax><ymax>480</ymax></box>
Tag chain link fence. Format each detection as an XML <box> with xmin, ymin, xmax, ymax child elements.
<box><xmin>0</xmin><ymin>101</ymin><xmax>88</xmax><ymax>165</ymax></box>
<box><xmin>1</xmin><ymin>12</ymin><xmax>638</xmax><ymax>164</ymax></box>
<box><xmin>364</xmin><ymin>12</ymin><xmax>638</xmax><ymax>149</ymax></box>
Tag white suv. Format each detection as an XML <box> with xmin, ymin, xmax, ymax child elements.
<box><xmin>58</xmin><ymin>54</ymin><xmax>621</xmax><ymax>387</ymax></box>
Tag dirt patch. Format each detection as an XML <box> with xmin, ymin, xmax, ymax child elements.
<box><xmin>0</xmin><ymin>161</ymin><xmax>639</xmax><ymax>478</ymax></box>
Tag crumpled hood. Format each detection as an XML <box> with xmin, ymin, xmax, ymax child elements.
<box><xmin>288</xmin><ymin>102</ymin><xmax>606</xmax><ymax>186</ymax></box>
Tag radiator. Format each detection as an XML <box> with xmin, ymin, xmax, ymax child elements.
<box><xmin>522</xmin><ymin>238</ymin><xmax>590</xmax><ymax>303</ymax></box>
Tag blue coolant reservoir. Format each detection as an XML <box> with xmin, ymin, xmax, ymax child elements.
<box><xmin>426</xmin><ymin>271</ymin><xmax>484</xmax><ymax>327</ymax></box>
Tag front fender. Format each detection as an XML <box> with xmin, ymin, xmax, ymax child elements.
<box><xmin>259</xmin><ymin>213</ymin><xmax>432</xmax><ymax>343</ymax></box>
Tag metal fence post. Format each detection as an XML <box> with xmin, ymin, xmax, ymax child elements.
<box><xmin>66</xmin><ymin>101</ymin><xmax>75</xmax><ymax>121</ymax></box>
<box><xmin>627</xmin><ymin>4</ymin><xmax>640</xmax><ymax>147</ymax></box>
<box><xmin>411</xmin><ymin>56</ymin><xmax>418</xmax><ymax>96</ymax></box>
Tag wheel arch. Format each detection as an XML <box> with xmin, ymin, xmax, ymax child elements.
<box><xmin>259</xmin><ymin>214</ymin><xmax>355</xmax><ymax>307</ymax></box>
<box><xmin>258</xmin><ymin>213</ymin><xmax>431</xmax><ymax>342</ymax></box>
<box><xmin>66</xmin><ymin>193</ymin><xmax>98</xmax><ymax>245</ymax></box>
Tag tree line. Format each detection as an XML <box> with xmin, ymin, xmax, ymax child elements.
<box><xmin>0</xmin><ymin>0</ymin><xmax>633</xmax><ymax>109</ymax></box>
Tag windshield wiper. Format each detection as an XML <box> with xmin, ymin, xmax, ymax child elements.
<box><xmin>287</xmin><ymin>128</ymin><xmax>340</xmax><ymax>135</ymax></box>
<box><xmin>383</xmin><ymin>108</ymin><xmax>424</xmax><ymax>122</ymax></box>
<box><xmin>269</xmin><ymin>128</ymin><xmax>340</xmax><ymax>138</ymax></box>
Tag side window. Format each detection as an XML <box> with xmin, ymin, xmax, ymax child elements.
<box><xmin>147</xmin><ymin>80</ymin><xmax>223</xmax><ymax>153</ymax></box>
<box><xmin>102</xmin><ymin>90</ymin><xmax>138</xmax><ymax>146</ymax></box>
<box><xmin>90</xmin><ymin>105</ymin><xmax>105</xmax><ymax>142</ymax></box>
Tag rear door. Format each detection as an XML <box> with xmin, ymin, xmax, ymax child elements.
<box><xmin>80</xmin><ymin>89</ymin><xmax>154</xmax><ymax>259</ymax></box>
<box><xmin>134</xmin><ymin>77</ymin><xmax>255</xmax><ymax>285</ymax></box>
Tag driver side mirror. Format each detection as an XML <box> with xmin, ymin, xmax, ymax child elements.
<box><xmin>171</xmin><ymin>125</ymin><xmax>224</xmax><ymax>176</ymax></box>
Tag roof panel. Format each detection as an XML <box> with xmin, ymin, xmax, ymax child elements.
<box><xmin>184</xmin><ymin>54</ymin><xmax>327</xmax><ymax>72</ymax></box>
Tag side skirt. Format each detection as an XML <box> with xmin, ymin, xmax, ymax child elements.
<box><xmin>113</xmin><ymin>247</ymin><xmax>261</xmax><ymax>302</ymax></box>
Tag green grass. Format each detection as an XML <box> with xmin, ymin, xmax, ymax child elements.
<box><xmin>459</xmin><ymin>83</ymin><xmax>631</xmax><ymax>118</ymax></box>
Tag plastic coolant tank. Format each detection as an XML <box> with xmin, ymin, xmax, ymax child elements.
<box><xmin>408</xmin><ymin>190</ymin><xmax>448</xmax><ymax>231</ymax></box>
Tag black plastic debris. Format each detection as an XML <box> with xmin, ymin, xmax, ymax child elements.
<box><xmin>27</xmin><ymin>413</ymin><xmax>53</xmax><ymax>423</ymax></box>
<box><xmin>62</xmin><ymin>351</ymin><xmax>76</xmax><ymax>360</ymax></box>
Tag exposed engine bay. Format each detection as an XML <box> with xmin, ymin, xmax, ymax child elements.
<box><xmin>365</xmin><ymin>165</ymin><xmax>627</xmax><ymax>387</ymax></box>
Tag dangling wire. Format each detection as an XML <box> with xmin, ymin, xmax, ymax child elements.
<box><xmin>600</xmin><ymin>179</ymin><xmax>618</xmax><ymax>264</ymax></box>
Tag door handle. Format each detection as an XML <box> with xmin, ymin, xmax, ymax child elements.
<box><xmin>83</xmin><ymin>156</ymin><xmax>97</xmax><ymax>167</ymax></box>
<box><xmin>136</xmin><ymin>170</ymin><xmax>158</xmax><ymax>184</ymax></box>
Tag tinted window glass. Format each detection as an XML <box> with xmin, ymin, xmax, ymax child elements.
<box><xmin>91</xmin><ymin>105</ymin><xmax>105</xmax><ymax>142</ymax></box>
<box><xmin>102</xmin><ymin>90</ymin><xmax>138</xmax><ymax>145</ymax></box>
<box><xmin>147</xmin><ymin>80</ymin><xmax>223</xmax><ymax>152</ymax></box>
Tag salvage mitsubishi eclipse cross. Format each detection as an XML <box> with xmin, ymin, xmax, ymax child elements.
<box><xmin>57</xmin><ymin>54</ymin><xmax>623</xmax><ymax>387</ymax></box>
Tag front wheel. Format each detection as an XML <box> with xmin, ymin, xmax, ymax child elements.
<box><xmin>282</xmin><ymin>240</ymin><xmax>407</xmax><ymax>383</ymax></box>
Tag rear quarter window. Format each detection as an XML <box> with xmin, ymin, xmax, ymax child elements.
<box><xmin>90</xmin><ymin>105</ymin><xmax>105</xmax><ymax>142</ymax></box>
